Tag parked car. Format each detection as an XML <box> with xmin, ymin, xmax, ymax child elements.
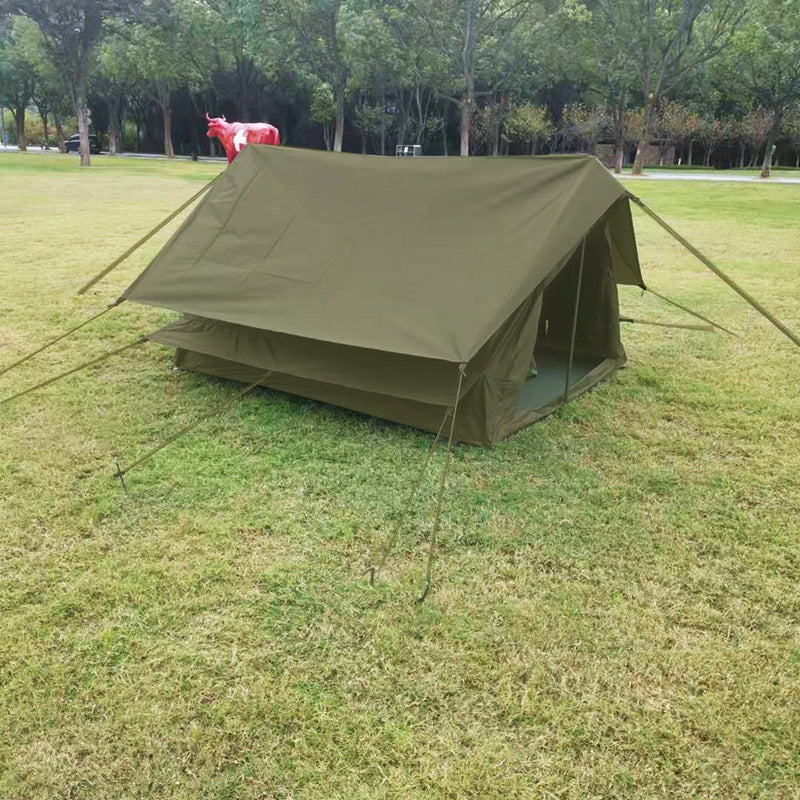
<box><xmin>65</xmin><ymin>133</ymin><xmax>101</xmax><ymax>154</ymax></box>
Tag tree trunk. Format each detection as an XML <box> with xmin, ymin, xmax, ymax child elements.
<box><xmin>54</xmin><ymin>115</ymin><xmax>65</xmax><ymax>152</ymax></box>
<box><xmin>441</xmin><ymin>110</ymin><xmax>448</xmax><ymax>156</ymax></box>
<box><xmin>109</xmin><ymin>127</ymin><xmax>118</xmax><ymax>155</ymax></box>
<box><xmin>40</xmin><ymin>107</ymin><xmax>50</xmax><ymax>149</ymax></box>
<box><xmin>760</xmin><ymin>111</ymin><xmax>783</xmax><ymax>179</ymax></box>
<box><xmin>459</xmin><ymin>101</ymin><xmax>470</xmax><ymax>156</ymax></box>
<box><xmin>379</xmin><ymin>81</ymin><xmax>386</xmax><ymax>156</ymax></box>
<box><xmin>632</xmin><ymin>100</ymin><xmax>658</xmax><ymax>175</ymax></box>
<box><xmin>157</xmin><ymin>90</ymin><xmax>175</xmax><ymax>158</ymax></box>
<box><xmin>614</xmin><ymin>146</ymin><xmax>624</xmax><ymax>173</ymax></box>
<box><xmin>71</xmin><ymin>77</ymin><xmax>91</xmax><ymax>166</ymax></box>
<box><xmin>489</xmin><ymin>99</ymin><xmax>500</xmax><ymax>156</ymax></box>
<box><xmin>13</xmin><ymin>109</ymin><xmax>26</xmax><ymax>151</ymax></box>
<box><xmin>333</xmin><ymin>80</ymin><xmax>345</xmax><ymax>153</ymax></box>
<box><xmin>459</xmin><ymin>74</ymin><xmax>475</xmax><ymax>157</ymax></box>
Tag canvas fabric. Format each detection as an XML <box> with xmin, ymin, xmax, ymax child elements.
<box><xmin>128</xmin><ymin>147</ymin><xmax>643</xmax><ymax>444</ymax></box>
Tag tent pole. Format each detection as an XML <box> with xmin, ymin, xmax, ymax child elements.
<box><xmin>563</xmin><ymin>238</ymin><xmax>586</xmax><ymax>403</ymax></box>
<box><xmin>416</xmin><ymin>365</ymin><xmax>466</xmax><ymax>605</ymax></box>
<box><xmin>77</xmin><ymin>172</ymin><xmax>221</xmax><ymax>296</ymax></box>
<box><xmin>367</xmin><ymin>410</ymin><xmax>450</xmax><ymax>586</ymax></box>
<box><xmin>0</xmin><ymin>299</ymin><xmax>124</xmax><ymax>379</ymax></box>
<box><xmin>644</xmin><ymin>287</ymin><xmax>737</xmax><ymax>336</ymax></box>
<box><xmin>0</xmin><ymin>336</ymin><xmax>147</xmax><ymax>406</ymax></box>
<box><xmin>114</xmin><ymin>371</ymin><xmax>270</xmax><ymax>484</ymax></box>
<box><xmin>628</xmin><ymin>193</ymin><xmax>800</xmax><ymax>350</ymax></box>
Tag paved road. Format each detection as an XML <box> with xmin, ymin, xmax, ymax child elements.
<box><xmin>620</xmin><ymin>170</ymin><xmax>800</xmax><ymax>185</ymax></box>
<box><xmin>3</xmin><ymin>145</ymin><xmax>800</xmax><ymax>182</ymax></box>
<box><xmin>0</xmin><ymin>144</ymin><xmax>226</xmax><ymax>163</ymax></box>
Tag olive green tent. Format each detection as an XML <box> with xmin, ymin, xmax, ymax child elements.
<box><xmin>122</xmin><ymin>146</ymin><xmax>644</xmax><ymax>446</ymax></box>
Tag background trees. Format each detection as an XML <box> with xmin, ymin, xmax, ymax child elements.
<box><xmin>9</xmin><ymin>0</ymin><xmax>142</xmax><ymax>165</ymax></box>
<box><xmin>1</xmin><ymin>0</ymin><xmax>798</xmax><ymax>169</ymax></box>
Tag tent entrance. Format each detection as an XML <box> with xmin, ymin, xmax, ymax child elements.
<box><xmin>515</xmin><ymin>348</ymin><xmax>603</xmax><ymax>413</ymax></box>
<box><xmin>514</xmin><ymin>233</ymin><xmax>621</xmax><ymax>417</ymax></box>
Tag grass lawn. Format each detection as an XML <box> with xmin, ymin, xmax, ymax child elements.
<box><xmin>1</xmin><ymin>151</ymin><xmax>799</xmax><ymax>799</ymax></box>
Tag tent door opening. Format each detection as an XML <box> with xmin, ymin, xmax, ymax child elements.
<box><xmin>515</xmin><ymin>234</ymin><xmax>620</xmax><ymax>416</ymax></box>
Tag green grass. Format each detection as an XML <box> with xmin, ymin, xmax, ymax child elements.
<box><xmin>1</xmin><ymin>151</ymin><xmax>799</xmax><ymax>799</ymax></box>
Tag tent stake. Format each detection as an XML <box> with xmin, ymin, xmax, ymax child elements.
<box><xmin>644</xmin><ymin>287</ymin><xmax>736</xmax><ymax>336</ymax></box>
<box><xmin>367</xmin><ymin>411</ymin><xmax>450</xmax><ymax>586</ymax></box>
<box><xmin>114</xmin><ymin>461</ymin><xmax>128</xmax><ymax>494</ymax></box>
<box><xmin>0</xmin><ymin>299</ymin><xmax>123</xmax><ymax>379</ymax></box>
<box><xmin>415</xmin><ymin>366</ymin><xmax>465</xmax><ymax>605</ymax></box>
<box><xmin>628</xmin><ymin>193</ymin><xmax>800</xmax><ymax>350</ymax></box>
<box><xmin>564</xmin><ymin>238</ymin><xmax>586</xmax><ymax>403</ymax></box>
<box><xmin>114</xmin><ymin>371</ymin><xmax>270</xmax><ymax>484</ymax></box>
<box><xmin>77</xmin><ymin>172</ymin><xmax>221</xmax><ymax>296</ymax></box>
<box><xmin>0</xmin><ymin>336</ymin><xmax>147</xmax><ymax>406</ymax></box>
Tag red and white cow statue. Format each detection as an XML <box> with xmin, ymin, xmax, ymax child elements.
<box><xmin>205</xmin><ymin>113</ymin><xmax>280</xmax><ymax>163</ymax></box>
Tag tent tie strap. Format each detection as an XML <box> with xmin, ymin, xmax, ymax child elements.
<box><xmin>368</xmin><ymin>364</ymin><xmax>467</xmax><ymax>603</ymax></box>
<box><xmin>114</xmin><ymin>371</ymin><xmax>270</xmax><ymax>485</ymax></box>
<box><xmin>77</xmin><ymin>172</ymin><xmax>221</xmax><ymax>296</ymax></box>
<box><xmin>367</xmin><ymin>410</ymin><xmax>450</xmax><ymax>587</ymax></box>
<box><xmin>644</xmin><ymin>288</ymin><xmax>736</xmax><ymax>336</ymax></box>
<box><xmin>0</xmin><ymin>299</ymin><xmax>124</xmax><ymax>379</ymax></box>
<box><xmin>415</xmin><ymin>365</ymin><xmax>465</xmax><ymax>604</ymax></box>
<box><xmin>628</xmin><ymin>192</ymin><xmax>800</xmax><ymax>349</ymax></box>
<box><xmin>0</xmin><ymin>335</ymin><xmax>147</xmax><ymax>406</ymax></box>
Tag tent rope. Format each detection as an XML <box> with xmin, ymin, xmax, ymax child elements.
<box><xmin>0</xmin><ymin>299</ymin><xmax>124</xmax><ymax>379</ymax></box>
<box><xmin>645</xmin><ymin>287</ymin><xmax>736</xmax><ymax>337</ymax></box>
<box><xmin>367</xmin><ymin>411</ymin><xmax>450</xmax><ymax>586</ymax></box>
<box><xmin>113</xmin><ymin>371</ymin><xmax>270</xmax><ymax>487</ymax></box>
<box><xmin>628</xmin><ymin>193</ymin><xmax>800</xmax><ymax>349</ymax></box>
<box><xmin>77</xmin><ymin>173</ymin><xmax>221</xmax><ymax>296</ymax></box>
<box><xmin>619</xmin><ymin>316</ymin><xmax>714</xmax><ymax>332</ymax></box>
<box><xmin>415</xmin><ymin>365</ymin><xmax>466</xmax><ymax>605</ymax></box>
<box><xmin>0</xmin><ymin>336</ymin><xmax>147</xmax><ymax>407</ymax></box>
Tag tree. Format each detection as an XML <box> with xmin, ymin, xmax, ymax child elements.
<box><xmin>502</xmin><ymin>103</ymin><xmax>553</xmax><ymax>153</ymax></box>
<box><xmin>309</xmin><ymin>80</ymin><xmax>335</xmax><ymax>149</ymax></box>
<box><xmin>126</xmin><ymin>19</ymin><xmax>189</xmax><ymax>157</ymax></box>
<box><xmin>411</xmin><ymin>0</ymin><xmax>540</xmax><ymax>156</ymax></box>
<box><xmin>718</xmin><ymin>0</ymin><xmax>800</xmax><ymax>177</ymax></box>
<box><xmin>0</xmin><ymin>15</ymin><xmax>35</xmax><ymax>150</ymax></box>
<box><xmin>741</xmin><ymin>107</ymin><xmax>772</xmax><ymax>168</ymax></box>
<box><xmin>785</xmin><ymin>107</ymin><xmax>800</xmax><ymax>168</ymax></box>
<box><xmin>12</xmin><ymin>0</ymin><xmax>141</xmax><ymax>165</ymax></box>
<box><xmin>274</xmin><ymin>0</ymin><xmax>353</xmax><ymax>152</ymax></box>
<box><xmin>95</xmin><ymin>34</ymin><xmax>133</xmax><ymax>154</ymax></box>
<box><xmin>596</xmin><ymin>0</ymin><xmax>744</xmax><ymax>175</ymax></box>
<box><xmin>697</xmin><ymin>115</ymin><xmax>726</xmax><ymax>166</ymax></box>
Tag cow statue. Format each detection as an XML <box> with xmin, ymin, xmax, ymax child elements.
<box><xmin>205</xmin><ymin>113</ymin><xmax>280</xmax><ymax>163</ymax></box>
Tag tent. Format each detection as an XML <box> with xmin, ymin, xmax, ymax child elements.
<box><xmin>121</xmin><ymin>146</ymin><xmax>644</xmax><ymax>446</ymax></box>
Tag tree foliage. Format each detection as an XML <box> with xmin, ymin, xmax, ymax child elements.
<box><xmin>1</xmin><ymin>0</ymin><xmax>798</xmax><ymax>171</ymax></box>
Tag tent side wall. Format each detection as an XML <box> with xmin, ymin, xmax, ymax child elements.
<box><xmin>154</xmin><ymin>196</ymin><xmax>638</xmax><ymax>445</ymax></box>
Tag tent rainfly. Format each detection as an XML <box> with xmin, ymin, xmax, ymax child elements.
<box><xmin>118</xmin><ymin>146</ymin><xmax>645</xmax><ymax>446</ymax></box>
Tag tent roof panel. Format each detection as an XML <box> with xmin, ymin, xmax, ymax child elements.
<box><xmin>123</xmin><ymin>147</ymin><xmax>640</xmax><ymax>362</ymax></box>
